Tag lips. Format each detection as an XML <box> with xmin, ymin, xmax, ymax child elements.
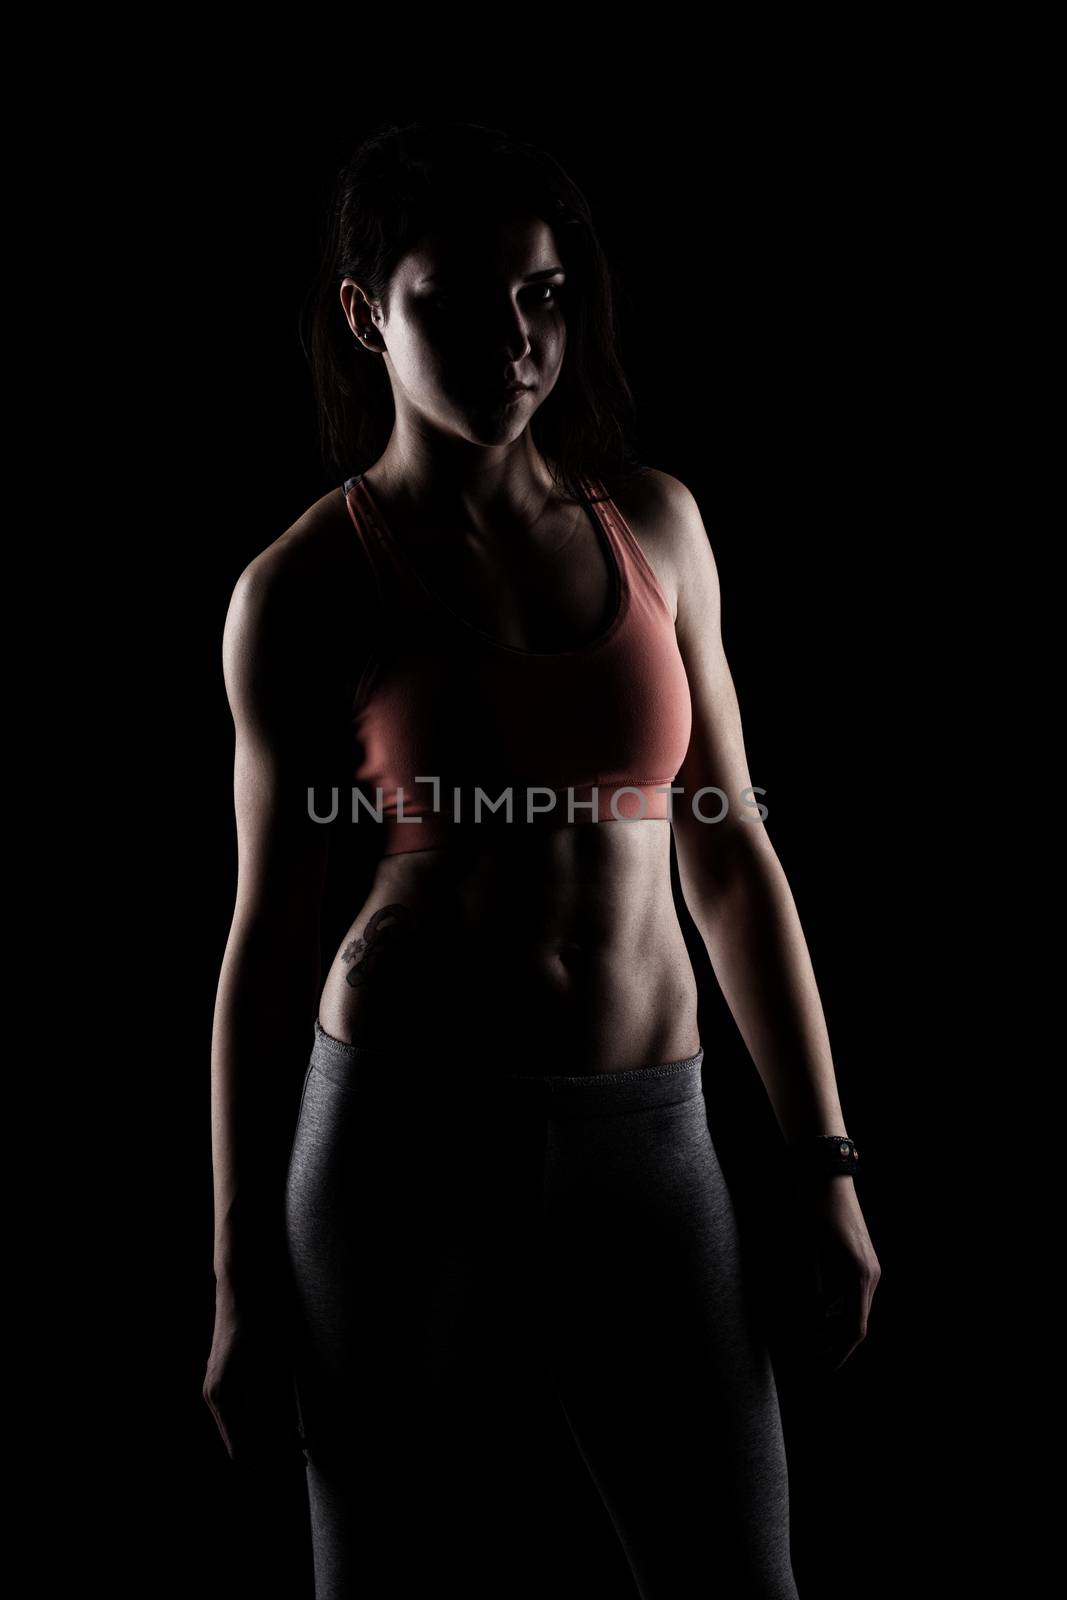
<box><xmin>477</xmin><ymin>379</ymin><xmax>533</xmax><ymax>406</ymax></box>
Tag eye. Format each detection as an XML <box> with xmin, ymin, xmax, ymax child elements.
<box><xmin>430</xmin><ymin>284</ymin><xmax>563</xmax><ymax>312</ymax></box>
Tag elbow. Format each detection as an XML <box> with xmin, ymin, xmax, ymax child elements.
<box><xmin>673</xmin><ymin>807</ymin><xmax>778</xmax><ymax>906</ymax></box>
<box><xmin>221</xmin><ymin>903</ymin><xmax>323</xmax><ymax>1004</ymax></box>
<box><xmin>227</xmin><ymin>903</ymin><xmax>321</xmax><ymax>964</ymax></box>
<box><xmin>217</xmin><ymin>917</ymin><xmax>323</xmax><ymax>1036</ymax></box>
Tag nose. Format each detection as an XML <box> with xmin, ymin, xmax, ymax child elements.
<box><xmin>485</xmin><ymin>292</ymin><xmax>534</xmax><ymax>364</ymax></box>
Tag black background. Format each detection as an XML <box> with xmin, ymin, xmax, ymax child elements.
<box><xmin>81</xmin><ymin>70</ymin><xmax>1008</xmax><ymax>1599</ymax></box>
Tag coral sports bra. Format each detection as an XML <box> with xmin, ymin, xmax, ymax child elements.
<box><xmin>341</xmin><ymin>471</ymin><xmax>693</xmax><ymax>856</ymax></box>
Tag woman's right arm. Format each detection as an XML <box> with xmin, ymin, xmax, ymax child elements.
<box><xmin>204</xmin><ymin>543</ymin><xmax>360</xmax><ymax>1459</ymax></box>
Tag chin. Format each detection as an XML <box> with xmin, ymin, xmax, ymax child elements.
<box><xmin>463</xmin><ymin>410</ymin><xmax>533</xmax><ymax>444</ymax></box>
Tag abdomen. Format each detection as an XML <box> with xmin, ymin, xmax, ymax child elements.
<box><xmin>317</xmin><ymin>820</ymin><xmax>701</xmax><ymax>1074</ymax></box>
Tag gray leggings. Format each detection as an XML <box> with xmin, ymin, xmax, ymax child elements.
<box><xmin>284</xmin><ymin>1019</ymin><xmax>799</xmax><ymax>1599</ymax></box>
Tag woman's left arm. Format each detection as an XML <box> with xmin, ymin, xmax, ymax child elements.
<box><xmin>646</xmin><ymin>471</ymin><xmax>881</xmax><ymax>1369</ymax></box>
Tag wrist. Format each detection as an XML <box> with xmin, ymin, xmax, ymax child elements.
<box><xmin>214</xmin><ymin>1268</ymin><xmax>293</xmax><ymax>1322</ymax></box>
<box><xmin>784</xmin><ymin>1133</ymin><xmax>861</xmax><ymax>1184</ymax></box>
<box><xmin>214</xmin><ymin>1241</ymin><xmax>291</xmax><ymax>1297</ymax></box>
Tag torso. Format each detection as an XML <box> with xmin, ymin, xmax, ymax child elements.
<box><xmin>280</xmin><ymin>467</ymin><xmax>700</xmax><ymax>1075</ymax></box>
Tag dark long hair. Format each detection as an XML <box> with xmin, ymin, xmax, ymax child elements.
<box><xmin>299</xmin><ymin>120</ymin><xmax>647</xmax><ymax>504</ymax></box>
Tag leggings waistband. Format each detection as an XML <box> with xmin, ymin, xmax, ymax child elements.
<box><xmin>310</xmin><ymin>1017</ymin><xmax>705</xmax><ymax>1115</ymax></box>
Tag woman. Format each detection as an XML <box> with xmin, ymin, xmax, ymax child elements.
<box><xmin>204</xmin><ymin>121</ymin><xmax>880</xmax><ymax>1599</ymax></box>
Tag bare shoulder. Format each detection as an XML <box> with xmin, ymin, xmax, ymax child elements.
<box><xmin>233</xmin><ymin>485</ymin><xmax>354</xmax><ymax>602</ymax></box>
<box><xmin>609</xmin><ymin>467</ymin><xmax>711</xmax><ymax>623</ymax></box>
<box><xmin>223</xmin><ymin>485</ymin><xmax>369</xmax><ymax>721</ymax></box>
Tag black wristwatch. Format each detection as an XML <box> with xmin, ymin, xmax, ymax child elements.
<box><xmin>786</xmin><ymin>1134</ymin><xmax>861</xmax><ymax>1183</ymax></box>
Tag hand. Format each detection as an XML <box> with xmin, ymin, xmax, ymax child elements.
<box><xmin>202</xmin><ymin>1282</ymin><xmax>306</xmax><ymax>1464</ymax></box>
<box><xmin>799</xmin><ymin>1180</ymin><xmax>881</xmax><ymax>1374</ymax></box>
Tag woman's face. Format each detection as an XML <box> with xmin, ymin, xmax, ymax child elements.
<box><xmin>343</xmin><ymin>214</ymin><xmax>568</xmax><ymax>445</ymax></box>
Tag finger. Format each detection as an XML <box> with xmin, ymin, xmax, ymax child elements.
<box><xmin>821</xmin><ymin>1270</ymin><xmax>865</xmax><ymax>1323</ymax></box>
<box><xmin>824</xmin><ymin>1335</ymin><xmax>863</xmax><ymax>1372</ymax></box>
<box><xmin>213</xmin><ymin>1386</ymin><xmax>303</xmax><ymax>1463</ymax></box>
<box><xmin>813</xmin><ymin>1291</ymin><xmax>867</xmax><ymax>1360</ymax></box>
<box><xmin>819</xmin><ymin>1309</ymin><xmax>870</xmax><ymax>1370</ymax></box>
<box><xmin>205</xmin><ymin>1397</ymin><xmax>237</xmax><ymax>1461</ymax></box>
